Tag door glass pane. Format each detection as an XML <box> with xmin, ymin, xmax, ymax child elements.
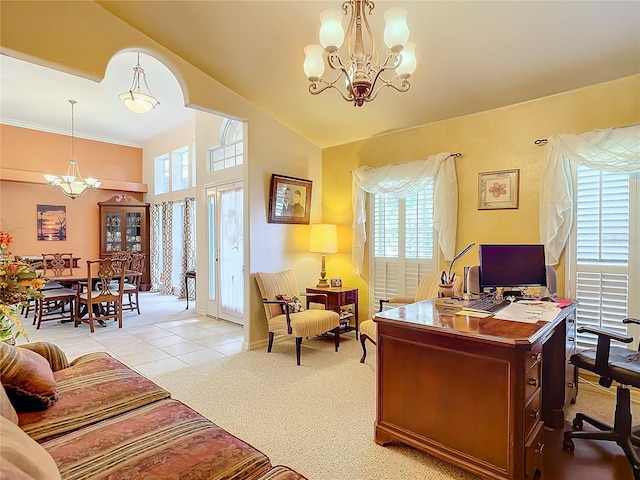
<box><xmin>208</xmin><ymin>194</ymin><xmax>216</xmax><ymax>301</ymax></box>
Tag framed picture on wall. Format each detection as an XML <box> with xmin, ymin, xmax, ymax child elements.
<box><xmin>478</xmin><ymin>169</ymin><xmax>520</xmax><ymax>210</ymax></box>
<box><xmin>268</xmin><ymin>174</ymin><xmax>312</xmax><ymax>224</ymax></box>
<box><xmin>37</xmin><ymin>204</ymin><xmax>67</xmax><ymax>241</ymax></box>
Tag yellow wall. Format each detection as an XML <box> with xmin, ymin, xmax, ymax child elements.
<box><xmin>0</xmin><ymin>125</ymin><xmax>143</xmax><ymax>263</ymax></box>
<box><xmin>323</xmin><ymin>75</ymin><xmax>640</xmax><ymax>318</ymax></box>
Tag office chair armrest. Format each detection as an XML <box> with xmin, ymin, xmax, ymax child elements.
<box><xmin>623</xmin><ymin>317</ymin><xmax>640</xmax><ymax>326</ymax></box>
<box><xmin>577</xmin><ymin>325</ymin><xmax>633</xmax><ymax>344</ymax></box>
<box><xmin>577</xmin><ymin>325</ymin><xmax>633</xmax><ymax>373</ymax></box>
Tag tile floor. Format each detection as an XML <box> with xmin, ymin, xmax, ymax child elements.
<box><xmin>21</xmin><ymin>292</ymin><xmax>245</xmax><ymax>378</ymax></box>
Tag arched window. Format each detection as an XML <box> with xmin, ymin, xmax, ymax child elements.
<box><xmin>209</xmin><ymin>119</ymin><xmax>244</xmax><ymax>171</ymax></box>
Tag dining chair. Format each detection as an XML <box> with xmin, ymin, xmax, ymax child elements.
<box><xmin>359</xmin><ymin>271</ymin><xmax>463</xmax><ymax>363</ymax></box>
<box><xmin>34</xmin><ymin>253</ymin><xmax>77</xmax><ymax>329</ymax></box>
<box><xmin>75</xmin><ymin>259</ymin><xmax>125</xmax><ymax>333</ymax></box>
<box><xmin>121</xmin><ymin>253</ymin><xmax>145</xmax><ymax>314</ymax></box>
<box><xmin>41</xmin><ymin>253</ymin><xmax>74</xmax><ymax>278</ymax></box>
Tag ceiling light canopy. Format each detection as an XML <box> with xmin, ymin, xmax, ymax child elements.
<box><xmin>119</xmin><ymin>53</ymin><xmax>160</xmax><ymax>113</ymax></box>
<box><xmin>303</xmin><ymin>0</ymin><xmax>416</xmax><ymax>107</ymax></box>
<box><xmin>43</xmin><ymin>100</ymin><xmax>101</xmax><ymax>200</ymax></box>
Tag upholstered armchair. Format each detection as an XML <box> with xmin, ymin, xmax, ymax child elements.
<box><xmin>359</xmin><ymin>271</ymin><xmax>463</xmax><ymax>363</ymax></box>
<box><xmin>255</xmin><ymin>270</ymin><xmax>340</xmax><ymax>366</ymax></box>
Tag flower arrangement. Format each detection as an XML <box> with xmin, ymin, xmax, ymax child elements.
<box><xmin>0</xmin><ymin>231</ymin><xmax>44</xmax><ymax>343</ymax></box>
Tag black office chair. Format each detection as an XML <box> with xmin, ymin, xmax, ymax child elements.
<box><xmin>563</xmin><ymin>317</ymin><xmax>640</xmax><ymax>479</ymax></box>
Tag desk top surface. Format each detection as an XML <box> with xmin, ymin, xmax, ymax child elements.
<box><xmin>375</xmin><ymin>298</ymin><xmax>575</xmax><ymax>347</ymax></box>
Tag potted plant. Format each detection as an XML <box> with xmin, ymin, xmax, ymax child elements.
<box><xmin>0</xmin><ymin>231</ymin><xmax>44</xmax><ymax>344</ymax></box>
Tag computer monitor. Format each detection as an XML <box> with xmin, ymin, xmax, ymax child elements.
<box><xmin>478</xmin><ymin>244</ymin><xmax>547</xmax><ymax>292</ymax></box>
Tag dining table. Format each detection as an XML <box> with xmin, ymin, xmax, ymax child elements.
<box><xmin>41</xmin><ymin>273</ymin><xmax>137</xmax><ymax>326</ymax></box>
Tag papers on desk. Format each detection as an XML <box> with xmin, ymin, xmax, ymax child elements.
<box><xmin>456</xmin><ymin>310</ymin><xmax>492</xmax><ymax>318</ymax></box>
<box><xmin>493</xmin><ymin>301</ymin><xmax>560</xmax><ymax>324</ymax></box>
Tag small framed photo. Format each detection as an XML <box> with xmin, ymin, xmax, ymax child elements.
<box><xmin>478</xmin><ymin>169</ymin><xmax>520</xmax><ymax>210</ymax></box>
<box><xmin>330</xmin><ymin>277</ymin><xmax>342</xmax><ymax>288</ymax></box>
<box><xmin>268</xmin><ymin>174</ymin><xmax>312</xmax><ymax>224</ymax></box>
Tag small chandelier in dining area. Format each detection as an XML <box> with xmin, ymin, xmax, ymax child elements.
<box><xmin>43</xmin><ymin>100</ymin><xmax>101</xmax><ymax>200</ymax></box>
<box><xmin>119</xmin><ymin>52</ymin><xmax>160</xmax><ymax>113</ymax></box>
<box><xmin>303</xmin><ymin>0</ymin><xmax>416</xmax><ymax>107</ymax></box>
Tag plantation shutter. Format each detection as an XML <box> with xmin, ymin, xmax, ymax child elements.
<box><xmin>371</xmin><ymin>186</ymin><xmax>436</xmax><ymax>312</ymax></box>
<box><xmin>574</xmin><ymin>165</ymin><xmax>630</xmax><ymax>348</ymax></box>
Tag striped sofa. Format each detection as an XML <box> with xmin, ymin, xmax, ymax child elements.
<box><xmin>0</xmin><ymin>342</ymin><xmax>307</xmax><ymax>480</ymax></box>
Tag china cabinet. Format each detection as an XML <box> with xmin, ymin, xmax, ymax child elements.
<box><xmin>98</xmin><ymin>195</ymin><xmax>150</xmax><ymax>290</ymax></box>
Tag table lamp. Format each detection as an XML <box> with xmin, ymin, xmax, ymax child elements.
<box><xmin>309</xmin><ymin>224</ymin><xmax>338</xmax><ymax>288</ymax></box>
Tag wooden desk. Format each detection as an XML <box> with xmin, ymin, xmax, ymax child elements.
<box><xmin>374</xmin><ymin>299</ymin><xmax>576</xmax><ymax>480</ymax></box>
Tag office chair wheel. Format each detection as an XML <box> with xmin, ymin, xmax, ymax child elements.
<box><xmin>572</xmin><ymin>417</ymin><xmax>584</xmax><ymax>430</ymax></box>
<box><xmin>562</xmin><ymin>432</ymin><xmax>575</xmax><ymax>451</ymax></box>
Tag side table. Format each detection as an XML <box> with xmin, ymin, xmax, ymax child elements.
<box><xmin>306</xmin><ymin>286</ymin><xmax>359</xmax><ymax>339</ymax></box>
<box><xmin>185</xmin><ymin>270</ymin><xmax>196</xmax><ymax>310</ymax></box>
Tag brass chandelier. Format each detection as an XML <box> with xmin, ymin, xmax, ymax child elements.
<box><xmin>303</xmin><ymin>0</ymin><xmax>416</xmax><ymax>107</ymax></box>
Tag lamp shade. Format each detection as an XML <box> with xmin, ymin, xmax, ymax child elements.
<box><xmin>319</xmin><ymin>8</ymin><xmax>345</xmax><ymax>51</ymax></box>
<box><xmin>396</xmin><ymin>41</ymin><xmax>417</xmax><ymax>76</ymax></box>
<box><xmin>304</xmin><ymin>44</ymin><xmax>326</xmax><ymax>79</ymax></box>
<box><xmin>383</xmin><ymin>7</ymin><xmax>409</xmax><ymax>51</ymax></box>
<box><xmin>309</xmin><ymin>224</ymin><xmax>338</xmax><ymax>254</ymax></box>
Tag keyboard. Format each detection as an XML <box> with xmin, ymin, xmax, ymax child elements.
<box><xmin>464</xmin><ymin>298</ymin><xmax>511</xmax><ymax>313</ymax></box>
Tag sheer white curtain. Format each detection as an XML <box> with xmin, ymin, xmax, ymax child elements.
<box><xmin>540</xmin><ymin>125</ymin><xmax>640</xmax><ymax>264</ymax></box>
<box><xmin>220</xmin><ymin>187</ymin><xmax>244</xmax><ymax>316</ymax></box>
<box><xmin>351</xmin><ymin>152</ymin><xmax>458</xmax><ymax>275</ymax></box>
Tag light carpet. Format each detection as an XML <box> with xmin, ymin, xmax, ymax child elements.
<box><xmin>153</xmin><ymin>335</ymin><xmax>630</xmax><ymax>480</ymax></box>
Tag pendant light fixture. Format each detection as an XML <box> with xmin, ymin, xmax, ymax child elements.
<box><xmin>43</xmin><ymin>100</ymin><xmax>101</xmax><ymax>200</ymax></box>
<box><xmin>119</xmin><ymin>53</ymin><xmax>160</xmax><ymax>113</ymax></box>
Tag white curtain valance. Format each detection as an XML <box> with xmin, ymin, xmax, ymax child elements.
<box><xmin>351</xmin><ymin>152</ymin><xmax>458</xmax><ymax>275</ymax></box>
<box><xmin>540</xmin><ymin>125</ymin><xmax>640</xmax><ymax>265</ymax></box>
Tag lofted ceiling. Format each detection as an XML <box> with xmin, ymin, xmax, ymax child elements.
<box><xmin>2</xmin><ymin>1</ymin><xmax>639</xmax><ymax>149</ymax></box>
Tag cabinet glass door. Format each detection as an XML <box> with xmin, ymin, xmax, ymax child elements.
<box><xmin>105</xmin><ymin>212</ymin><xmax>121</xmax><ymax>252</ymax></box>
<box><xmin>125</xmin><ymin>211</ymin><xmax>143</xmax><ymax>252</ymax></box>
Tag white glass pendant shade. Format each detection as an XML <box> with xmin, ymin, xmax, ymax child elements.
<box><xmin>304</xmin><ymin>44</ymin><xmax>326</xmax><ymax>78</ymax></box>
<box><xmin>396</xmin><ymin>41</ymin><xmax>417</xmax><ymax>75</ymax></box>
<box><xmin>319</xmin><ymin>9</ymin><xmax>345</xmax><ymax>51</ymax></box>
<box><xmin>383</xmin><ymin>7</ymin><xmax>409</xmax><ymax>51</ymax></box>
<box><xmin>119</xmin><ymin>91</ymin><xmax>159</xmax><ymax>114</ymax></box>
<box><xmin>119</xmin><ymin>54</ymin><xmax>159</xmax><ymax>114</ymax></box>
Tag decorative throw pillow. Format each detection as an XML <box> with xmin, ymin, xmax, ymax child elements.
<box><xmin>0</xmin><ymin>342</ymin><xmax>58</xmax><ymax>412</ymax></box>
<box><xmin>0</xmin><ymin>416</ymin><xmax>62</xmax><ymax>480</ymax></box>
<box><xmin>276</xmin><ymin>294</ymin><xmax>306</xmax><ymax>314</ymax></box>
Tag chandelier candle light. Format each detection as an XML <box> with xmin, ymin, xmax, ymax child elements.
<box><xmin>43</xmin><ymin>100</ymin><xmax>101</xmax><ymax>200</ymax></box>
<box><xmin>303</xmin><ymin>0</ymin><xmax>416</xmax><ymax>106</ymax></box>
<box><xmin>119</xmin><ymin>53</ymin><xmax>160</xmax><ymax>113</ymax></box>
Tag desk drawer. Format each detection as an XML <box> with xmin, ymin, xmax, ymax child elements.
<box><xmin>525</xmin><ymin>421</ymin><xmax>545</xmax><ymax>479</ymax></box>
<box><xmin>339</xmin><ymin>290</ymin><xmax>358</xmax><ymax>305</ymax></box>
<box><xmin>524</xmin><ymin>391</ymin><xmax>542</xmax><ymax>439</ymax></box>
<box><xmin>524</xmin><ymin>346</ymin><xmax>542</xmax><ymax>373</ymax></box>
<box><xmin>524</xmin><ymin>362</ymin><xmax>542</xmax><ymax>403</ymax></box>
